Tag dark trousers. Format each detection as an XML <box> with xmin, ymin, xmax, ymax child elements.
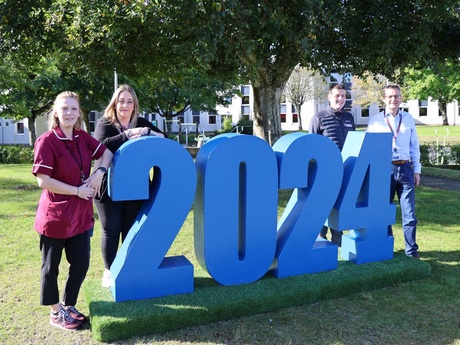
<box><xmin>95</xmin><ymin>197</ymin><xmax>143</xmax><ymax>269</ymax></box>
<box><xmin>388</xmin><ymin>164</ymin><xmax>418</xmax><ymax>256</ymax></box>
<box><xmin>40</xmin><ymin>230</ymin><xmax>91</xmax><ymax>306</ymax></box>
<box><xmin>320</xmin><ymin>226</ymin><xmax>342</xmax><ymax>246</ymax></box>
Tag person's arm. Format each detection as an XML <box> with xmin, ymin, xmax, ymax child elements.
<box><xmin>86</xmin><ymin>149</ymin><xmax>113</xmax><ymax>196</ymax></box>
<box><xmin>136</xmin><ymin>117</ymin><xmax>165</xmax><ymax>137</ymax></box>
<box><xmin>409</xmin><ymin>122</ymin><xmax>421</xmax><ymax>175</ymax></box>
<box><xmin>94</xmin><ymin>118</ymin><xmax>128</xmax><ymax>153</ymax></box>
<box><xmin>408</xmin><ymin>116</ymin><xmax>421</xmax><ymax>186</ymax></box>
<box><xmin>36</xmin><ymin>173</ymin><xmax>95</xmax><ymax>200</ymax></box>
<box><xmin>309</xmin><ymin>114</ymin><xmax>320</xmax><ymax>134</ymax></box>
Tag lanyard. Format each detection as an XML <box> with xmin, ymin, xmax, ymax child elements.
<box><xmin>64</xmin><ymin>138</ymin><xmax>85</xmax><ymax>183</ymax></box>
<box><xmin>384</xmin><ymin>112</ymin><xmax>402</xmax><ymax>146</ymax></box>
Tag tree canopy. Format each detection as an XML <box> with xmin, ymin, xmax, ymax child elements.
<box><xmin>2</xmin><ymin>0</ymin><xmax>460</xmax><ymax>144</ymax></box>
<box><xmin>403</xmin><ymin>61</ymin><xmax>460</xmax><ymax>125</ymax></box>
<box><xmin>284</xmin><ymin>66</ymin><xmax>328</xmax><ymax>130</ymax></box>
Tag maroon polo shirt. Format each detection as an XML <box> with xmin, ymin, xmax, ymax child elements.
<box><xmin>32</xmin><ymin>127</ymin><xmax>106</xmax><ymax>239</ymax></box>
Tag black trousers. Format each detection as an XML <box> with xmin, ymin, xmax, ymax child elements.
<box><xmin>95</xmin><ymin>197</ymin><xmax>143</xmax><ymax>269</ymax></box>
<box><xmin>320</xmin><ymin>225</ymin><xmax>342</xmax><ymax>246</ymax></box>
<box><xmin>40</xmin><ymin>230</ymin><xmax>91</xmax><ymax>306</ymax></box>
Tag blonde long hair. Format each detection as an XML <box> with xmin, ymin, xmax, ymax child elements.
<box><xmin>48</xmin><ymin>91</ymin><xmax>83</xmax><ymax>131</ymax></box>
<box><xmin>103</xmin><ymin>84</ymin><xmax>140</xmax><ymax>129</ymax></box>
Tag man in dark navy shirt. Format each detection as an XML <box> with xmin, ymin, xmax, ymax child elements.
<box><xmin>309</xmin><ymin>83</ymin><xmax>356</xmax><ymax>245</ymax></box>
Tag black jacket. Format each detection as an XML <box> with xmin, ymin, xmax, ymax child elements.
<box><xmin>309</xmin><ymin>106</ymin><xmax>355</xmax><ymax>151</ymax></box>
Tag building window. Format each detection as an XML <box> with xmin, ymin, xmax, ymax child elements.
<box><xmin>292</xmin><ymin>113</ymin><xmax>298</xmax><ymax>123</ymax></box>
<box><xmin>242</xmin><ymin>95</ymin><xmax>250</xmax><ymax>104</ymax></box>
<box><xmin>401</xmin><ymin>107</ymin><xmax>409</xmax><ymax>113</ymax></box>
<box><xmin>177</xmin><ymin>116</ymin><xmax>184</xmax><ymax>124</ymax></box>
<box><xmin>241</xmin><ymin>85</ymin><xmax>250</xmax><ymax>95</ymax></box>
<box><xmin>361</xmin><ymin>108</ymin><xmax>369</xmax><ymax>117</ymax></box>
<box><xmin>193</xmin><ymin>115</ymin><xmax>200</xmax><ymax>124</ymax></box>
<box><xmin>242</xmin><ymin>115</ymin><xmax>250</xmax><ymax>122</ymax></box>
<box><xmin>209</xmin><ymin>115</ymin><xmax>216</xmax><ymax>124</ymax></box>
<box><xmin>16</xmin><ymin>122</ymin><xmax>25</xmax><ymax>134</ymax></box>
<box><xmin>419</xmin><ymin>100</ymin><xmax>428</xmax><ymax>116</ymax></box>
<box><xmin>280</xmin><ymin>113</ymin><xmax>286</xmax><ymax>123</ymax></box>
<box><xmin>241</xmin><ymin>105</ymin><xmax>250</xmax><ymax>115</ymax></box>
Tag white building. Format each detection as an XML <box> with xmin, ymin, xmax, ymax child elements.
<box><xmin>0</xmin><ymin>118</ymin><xmax>30</xmax><ymax>145</ymax></box>
<box><xmin>214</xmin><ymin>83</ymin><xmax>460</xmax><ymax>132</ymax></box>
<box><xmin>2</xmin><ymin>82</ymin><xmax>460</xmax><ymax>146</ymax></box>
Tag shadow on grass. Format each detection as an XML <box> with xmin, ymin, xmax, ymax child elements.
<box><xmin>85</xmin><ymin>253</ymin><xmax>431</xmax><ymax>343</ymax></box>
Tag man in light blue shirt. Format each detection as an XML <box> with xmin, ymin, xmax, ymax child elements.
<box><xmin>367</xmin><ymin>84</ymin><xmax>421</xmax><ymax>258</ymax></box>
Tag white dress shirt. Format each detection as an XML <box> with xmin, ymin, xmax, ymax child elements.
<box><xmin>367</xmin><ymin>110</ymin><xmax>421</xmax><ymax>174</ymax></box>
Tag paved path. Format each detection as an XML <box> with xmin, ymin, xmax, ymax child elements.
<box><xmin>420</xmin><ymin>175</ymin><xmax>460</xmax><ymax>192</ymax></box>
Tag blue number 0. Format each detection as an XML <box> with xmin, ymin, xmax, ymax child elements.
<box><xmin>108</xmin><ymin>137</ymin><xmax>196</xmax><ymax>302</ymax></box>
<box><xmin>194</xmin><ymin>134</ymin><xmax>278</xmax><ymax>286</ymax></box>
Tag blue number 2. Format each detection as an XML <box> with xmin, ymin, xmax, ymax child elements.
<box><xmin>108</xmin><ymin>137</ymin><xmax>197</xmax><ymax>302</ymax></box>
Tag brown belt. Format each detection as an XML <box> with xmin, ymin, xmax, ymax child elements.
<box><xmin>392</xmin><ymin>160</ymin><xmax>410</xmax><ymax>165</ymax></box>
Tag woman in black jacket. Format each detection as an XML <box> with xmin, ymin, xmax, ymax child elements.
<box><xmin>94</xmin><ymin>84</ymin><xmax>164</xmax><ymax>287</ymax></box>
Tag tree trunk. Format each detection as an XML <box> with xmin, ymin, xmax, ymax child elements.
<box><xmin>28</xmin><ymin>115</ymin><xmax>37</xmax><ymax>149</ymax></box>
<box><xmin>252</xmin><ymin>84</ymin><xmax>283</xmax><ymax>146</ymax></box>
<box><xmin>439</xmin><ymin>100</ymin><xmax>449</xmax><ymax>126</ymax></box>
<box><xmin>295</xmin><ymin>102</ymin><xmax>303</xmax><ymax>130</ymax></box>
<box><xmin>82</xmin><ymin>111</ymin><xmax>91</xmax><ymax>134</ymax></box>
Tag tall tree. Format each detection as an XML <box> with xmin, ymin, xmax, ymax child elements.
<box><xmin>402</xmin><ymin>61</ymin><xmax>460</xmax><ymax>126</ymax></box>
<box><xmin>195</xmin><ymin>0</ymin><xmax>460</xmax><ymax>143</ymax></box>
<box><xmin>0</xmin><ymin>57</ymin><xmax>63</xmax><ymax>146</ymax></box>
<box><xmin>3</xmin><ymin>0</ymin><xmax>460</xmax><ymax>145</ymax></box>
<box><xmin>284</xmin><ymin>66</ymin><xmax>328</xmax><ymax>130</ymax></box>
<box><xmin>129</xmin><ymin>67</ymin><xmax>241</xmax><ymax>135</ymax></box>
<box><xmin>351</xmin><ymin>73</ymin><xmax>389</xmax><ymax>109</ymax></box>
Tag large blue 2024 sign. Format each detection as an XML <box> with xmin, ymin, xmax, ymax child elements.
<box><xmin>107</xmin><ymin>131</ymin><xmax>396</xmax><ymax>302</ymax></box>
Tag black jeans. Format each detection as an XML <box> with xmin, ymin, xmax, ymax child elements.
<box><xmin>95</xmin><ymin>197</ymin><xmax>143</xmax><ymax>269</ymax></box>
<box><xmin>40</xmin><ymin>230</ymin><xmax>91</xmax><ymax>306</ymax></box>
<box><xmin>320</xmin><ymin>225</ymin><xmax>342</xmax><ymax>246</ymax></box>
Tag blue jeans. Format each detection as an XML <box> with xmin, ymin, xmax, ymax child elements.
<box><xmin>389</xmin><ymin>163</ymin><xmax>419</xmax><ymax>257</ymax></box>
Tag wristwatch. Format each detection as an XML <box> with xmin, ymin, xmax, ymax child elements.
<box><xmin>97</xmin><ymin>167</ymin><xmax>108</xmax><ymax>174</ymax></box>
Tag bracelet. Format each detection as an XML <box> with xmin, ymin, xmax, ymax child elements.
<box><xmin>97</xmin><ymin>167</ymin><xmax>108</xmax><ymax>174</ymax></box>
<box><xmin>76</xmin><ymin>187</ymin><xmax>80</xmax><ymax>197</ymax></box>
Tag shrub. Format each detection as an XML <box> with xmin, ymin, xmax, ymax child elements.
<box><xmin>0</xmin><ymin>145</ymin><xmax>34</xmax><ymax>164</ymax></box>
<box><xmin>236</xmin><ymin>118</ymin><xmax>253</xmax><ymax>135</ymax></box>
<box><xmin>419</xmin><ymin>143</ymin><xmax>460</xmax><ymax>166</ymax></box>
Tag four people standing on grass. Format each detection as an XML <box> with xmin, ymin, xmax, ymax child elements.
<box><xmin>31</xmin><ymin>83</ymin><xmax>420</xmax><ymax>332</ymax></box>
<box><xmin>32</xmin><ymin>91</ymin><xmax>113</xmax><ymax>331</ymax></box>
<box><xmin>367</xmin><ymin>84</ymin><xmax>421</xmax><ymax>258</ymax></box>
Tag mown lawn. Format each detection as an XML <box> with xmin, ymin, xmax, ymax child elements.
<box><xmin>0</xmin><ymin>164</ymin><xmax>459</xmax><ymax>345</ymax></box>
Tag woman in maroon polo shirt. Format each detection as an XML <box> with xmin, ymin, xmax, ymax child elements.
<box><xmin>32</xmin><ymin>91</ymin><xmax>113</xmax><ymax>331</ymax></box>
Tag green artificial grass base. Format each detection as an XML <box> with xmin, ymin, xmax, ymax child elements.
<box><xmin>85</xmin><ymin>253</ymin><xmax>431</xmax><ymax>342</ymax></box>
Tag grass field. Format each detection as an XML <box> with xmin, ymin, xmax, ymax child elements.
<box><xmin>312</xmin><ymin>125</ymin><xmax>460</xmax><ymax>145</ymax></box>
<box><xmin>416</xmin><ymin>125</ymin><xmax>460</xmax><ymax>145</ymax></box>
<box><xmin>0</xmin><ymin>164</ymin><xmax>459</xmax><ymax>344</ymax></box>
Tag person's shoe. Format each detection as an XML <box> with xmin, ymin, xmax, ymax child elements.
<box><xmin>101</xmin><ymin>269</ymin><xmax>112</xmax><ymax>288</ymax></box>
<box><xmin>49</xmin><ymin>309</ymin><xmax>80</xmax><ymax>331</ymax></box>
<box><xmin>63</xmin><ymin>305</ymin><xmax>88</xmax><ymax>323</ymax></box>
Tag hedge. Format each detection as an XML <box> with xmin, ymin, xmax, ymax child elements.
<box><xmin>0</xmin><ymin>145</ymin><xmax>34</xmax><ymax>164</ymax></box>
<box><xmin>1</xmin><ymin>143</ymin><xmax>459</xmax><ymax>166</ymax></box>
